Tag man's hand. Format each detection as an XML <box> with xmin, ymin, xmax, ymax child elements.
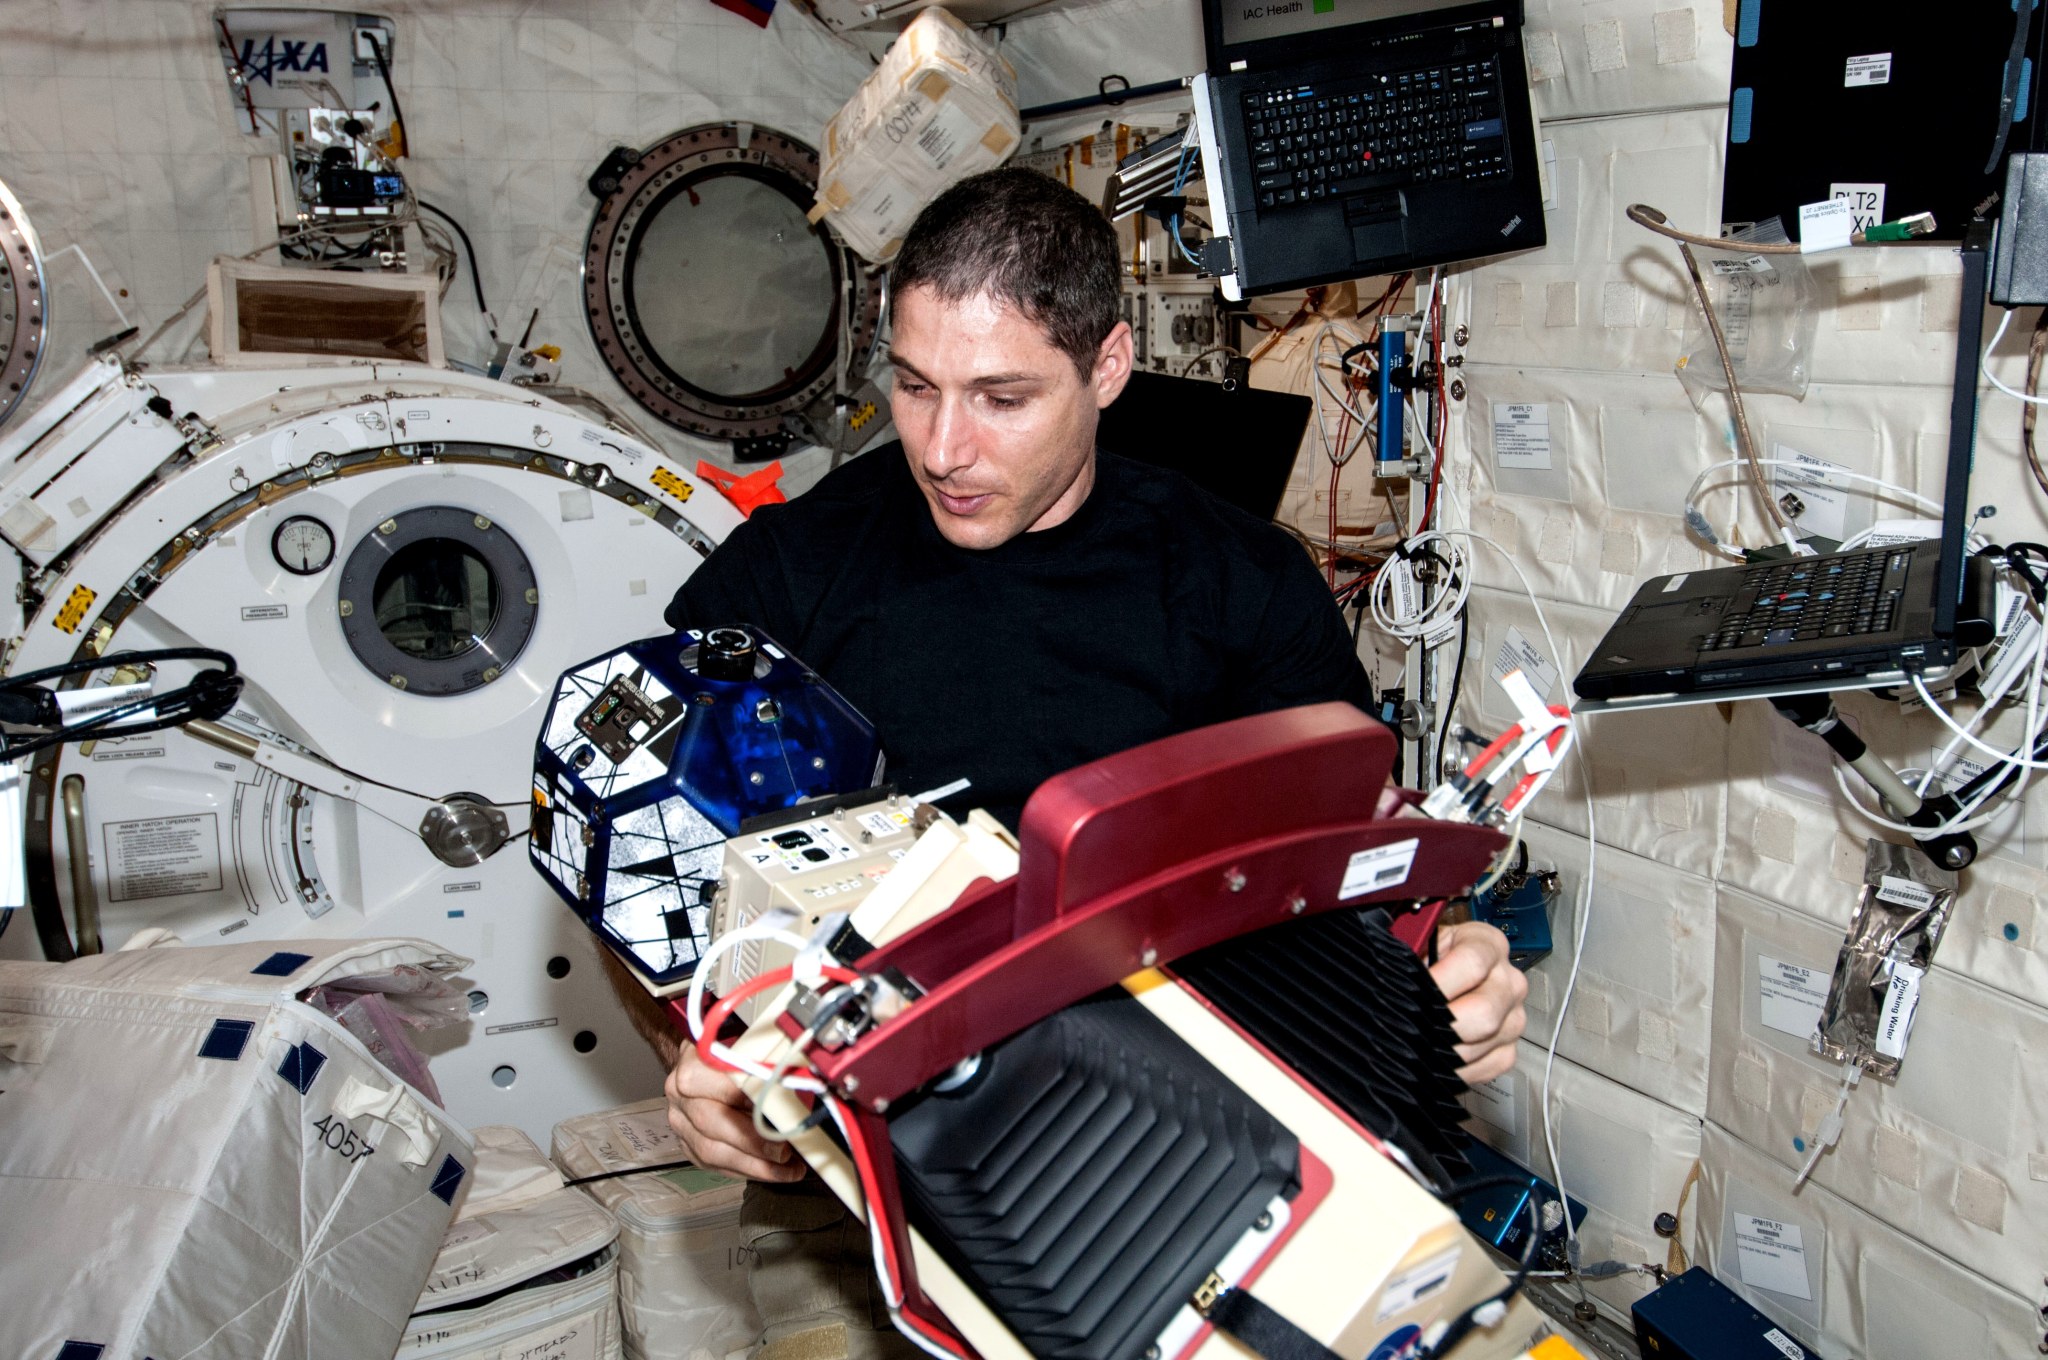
<box><xmin>664</xmin><ymin>1044</ymin><xmax>807</xmax><ymax>1182</ymax></box>
<box><xmin>1429</xmin><ymin>920</ymin><xmax>1529</xmax><ymax>1084</ymax></box>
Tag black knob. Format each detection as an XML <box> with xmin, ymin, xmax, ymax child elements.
<box><xmin>698</xmin><ymin>627</ymin><xmax>758</xmax><ymax>681</ymax></box>
<box><xmin>1653</xmin><ymin>1211</ymin><xmax>1679</xmax><ymax>1238</ymax></box>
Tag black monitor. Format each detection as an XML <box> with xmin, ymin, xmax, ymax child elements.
<box><xmin>1097</xmin><ymin>371</ymin><xmax>1312</xmax><ymax>522</ymax></box>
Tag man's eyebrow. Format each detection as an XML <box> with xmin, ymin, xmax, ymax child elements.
<box><xmin>887</xmin><ymin>355</ymin><xmax>1044</xmax><ymax>388</ymax></box>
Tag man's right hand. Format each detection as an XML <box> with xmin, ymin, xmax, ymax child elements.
<box><xmin>664</xmin><ymin>1043</ymin><xmax>808</xmax><ymax>1182</ymax></box>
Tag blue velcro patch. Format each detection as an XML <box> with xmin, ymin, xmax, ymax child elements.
<box><xmin>2019</xmin><ymin>58</ymin><xmax>2034</xmax><ymax>121</ymax></box>
<box><xmin>276</xmin><ymin>1041</ymin><xmax>327</xmax><ymax>1095</ymax></box>
<box><xmin>429</xmin><ymin>1153</ymin><xmax>466</xmax><ymax>1205</ymax></box>
<box><xmin>197</xmin><ymin>1018</ymin><xmax>255</xmax><ymax>1062</ymax></box>
<box><xmin>1730</xmin><ymin>88</ymin><xmax>1755</xmax><ymax>144</ymax></box>
<box><xmin>1736</xmin><ymin>0</ymin><xmax>1760</xmax><ymax>46</ymax></box>
<box><xmin>55</xmin><ymin>1343</ymin><xmax>107</xmax><ymax>1360</ymax></box>
<box><xmin>250</xmin><ymin>951</ymin><xmax>313</xmax><ymax>977</ymax></box>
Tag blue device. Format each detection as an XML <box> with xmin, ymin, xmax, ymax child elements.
<box><xmin>1456</xmin><ymin>1140</ymin><xmax>1585</xmax><ymax>1271</ymax></box>
<box><xmin>1633</xmin><ymin>1268</ymin><xmax>1819</xmax><ymax>1360</ymax></box>
<box><xmin>1375</xmin><ymin>328</ymin><xmax>1406</xmax><ymax>470</ymax></box>
<box><xmin>1469</xmin><ymin>858</ymin><xmax>1557</xmax><ymax>969</ymax></box>
<box><xmin>530</xmin><ymin>626</ymin><xmax>882</xmax><ymax>985</ymax></box>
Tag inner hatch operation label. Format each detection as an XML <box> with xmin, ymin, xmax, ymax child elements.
<box><xmin>104</xmin><ymin>813</ymin><xmax>223</xmax><ymax>902</ymax></box>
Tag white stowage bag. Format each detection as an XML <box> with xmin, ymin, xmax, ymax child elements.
<box><xmin>400</xmin><ymin>1125</ymin><xmax>624</xmax><ymax>1360</ymax></box>
<box><xmin>0</xmin><ymin>936</ymin><xmax>478</xmax><ymax>1360</ymax></box>
<box><xmin>812</xmin><ymin>5</ymin><xmax>1019</xmax><ymax>263</ymax></box>
<box><xmin>551</xmin><ymin>1099</ymin><xmax>755</xmax><ymax>1360</ymax></box>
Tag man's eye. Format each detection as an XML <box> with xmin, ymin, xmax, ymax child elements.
<box><xmin>985</xmin><ymin>394</ymin><xmax>1025</xmax><ymax>411</ymax></box>
<box><xmin>898</xmin><ymin>381</ymin><xmax>932</xmax><ymax>398</ymax></box>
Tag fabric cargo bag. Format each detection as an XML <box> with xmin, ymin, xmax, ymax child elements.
<box><xmin>551</xmin><ymin>1099</ymin><xmax>754</xmax><ymax>1360</ymax></box>
<box><xmin>401</xmin><ymin>1124</ymin><xmax>623</xmax><ymax>1360</ymax></box>
<box><xmin>0</xmin><ymin>936</ymin><xmax>476</xmax><ymax>1360</ymax></box>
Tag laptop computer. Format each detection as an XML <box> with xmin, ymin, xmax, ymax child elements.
<box><xmin>1573</xmin><ymin>222</ymin><xmax>1999</xmax><ymax>706</ymax></box>
<box><xmin>1097</xmin><ymin>370</ymin><xmax>1313</xmax><ymax>520</ymax></box>
<box><xmin>1191</xmin><ymin>0</ymin><xmax>1546</xmax><ymax>301</ymax></box>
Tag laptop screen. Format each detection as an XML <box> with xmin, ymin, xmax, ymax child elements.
<box><xmin>1217</xmin><ymin>0</ymin><xmax>1473</xmax><ymax>52</ymax></box>
<box><xmin>1204</xmin><ymin>0</ymin><xmax>1508</xmax><ymax>71</ymax></box>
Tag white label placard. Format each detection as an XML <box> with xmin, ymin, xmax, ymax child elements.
<box><xmin>1491</xmin><ymin>626</ymin><xmax>1560</xmax><ymax>699</ymax></box>
<box><xmin>1388</xmin><ymin>555</ymin><xmax>1420</xmax><ymax>624</ymax></box>
<box><xmin>1375</xmin><ymin>1246</ymin><xmax>1463</xmax><ymax>1322</ymax></box>
<box><xmin>1339</xmin><ymin>838</ymin><xmax>1419</xmax><ymax>900</ymax></box>
<box><xmin>1798</xmin><ymin>198</ymin><xmax>1855</xmax><ymax>253</ymax></box>
<box><xmin>603</xmin><ymin>1107</ymin><xmax>678</xmax><ymax>1168</ymax></box>
<box><xmin>1843</xmin><ymin>52</ymin><xmax>1892</xmax><ymax>87</ymax></box>
<box><xmin>1771</xmin><ymin>446</ymin><xmax>1853</xmax><ymax>542</ymax></box>
<box><xmin>1758</xmin><ymin>955</ymin><xmax>1829</xmax><ymax>1040</ymax></box>
<box><xmin>1492</xmin><ymin>402</ymin><xmax>1553</xmax><ymax>471</ymax></box>
<box><xmin>1830</xmin><ymin>181</ymin><xmax>1887</xmax><ymax>234</ymax></box>
<box><xmin>1735</xmin><ymin>1215</ymin><xmax>1813</xmax><ymax>1299</ymax></box>
<box><xmin>1875</xmin><ymin>959</ymin><xmax>1925</xmax><ymax>1059</ymax></box>
<box><xmin>104</xmin><ymin>813</ymin><xmax>223</xmax><ymax>903</ymax></box>
<box><xmin>1860</xmin><ymin>517</ymin><xmax>1940</xmax><ymax>549</ymax></box>
<box><xmin>1763</xmin><ymin>1329</ymin><xmax>1807</xmax><ymax>1360</ymax></box>
<box><xmin>1467</xmin><ymin>1071</ymin><xmax>1517</xmax><ymax>1131</ymax></box>
<box><xmin>1875</xmin><ymin>875</ymin><xmax>1936</xmax><ymax>911</ymax></box>
<box><xmin>498</xmin><ymin>1317</ymin><xmax>600</xmax><ymax>1360</ymax></box>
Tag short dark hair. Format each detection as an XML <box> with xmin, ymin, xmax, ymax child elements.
<box><xmin>892</xmin><ymin>168</ymin><xmax>1122</xmax><ymax>379</ymax></box>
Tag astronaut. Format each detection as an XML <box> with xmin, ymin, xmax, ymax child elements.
<box><xmin>633</xmin><ymin>167</ymin><xmax>1527</xmax><ymax>1357</ymax></box>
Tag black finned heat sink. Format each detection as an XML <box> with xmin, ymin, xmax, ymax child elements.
<box><xmin>1176</xmin><ymin>907</ymin><xmax>1473</xmax><ymax>1185</ymax></box>
<box><xmin>887</xmin><ymin>990</ymin><xmax>1299</xmax><ymax>1360</ymax></box>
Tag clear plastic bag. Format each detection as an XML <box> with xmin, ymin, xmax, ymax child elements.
<box><xmin>302</xmin><ymin>962</ymin><xmax>471</xmax><ymax>1105</ymax></box>
<box><xmin>1675</xmin><ymin>218</ymin><xmax>1816</xmax><ymax>401</ymax></box>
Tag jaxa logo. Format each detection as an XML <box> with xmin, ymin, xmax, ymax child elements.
<box><xmin>236</xmin><ymin>35</ymin><xmax>331</xmax><ymax>86</ymax></box>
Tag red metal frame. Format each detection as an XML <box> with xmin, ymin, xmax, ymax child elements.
<box><xmin>813</xmin><ymin>703</ymin><xmax>1504</xmax><ymax>1107</ymax></box>
<box><xmin>709</xmin><ymin>704</ymin><xmax>1507</xmax><ymax>1359</ymax></box>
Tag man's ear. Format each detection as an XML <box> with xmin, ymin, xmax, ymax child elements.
<box><xmin>1091</xmin><ymin>321</ymin><xmax>1135</xmax><ymax>410</ymax></box>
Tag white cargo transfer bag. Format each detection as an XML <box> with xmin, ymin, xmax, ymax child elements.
<box><xmin>551</xmin><ymin>1100</ymin><xmax>753</xmax><ymax>1360</ymax></box>
<box><xmin>401</xmin><ymin>1125</ymin><xmax>623</xmax><ymax>1360</ymax></box>
<box><xmin>0</xmin><ymin>936</ymin><xmax>477</xmax><ymax>1360</ymax></box>
<box><xmin>811</xmin><ymin>5</ymin><xmax>1019</xmax><ymax>262</ymax></box>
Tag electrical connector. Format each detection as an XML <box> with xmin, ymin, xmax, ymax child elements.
<box><xmin>1856</xmin><ymin>211</ymin><xmax>1938</xmax><ymax>243</ymax></box>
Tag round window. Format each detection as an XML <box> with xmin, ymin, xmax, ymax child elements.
<box><xmin>337</xmin><ymin>507</ymin><xmax>538</xmax><ymax>696</ymax></box>
<box><xmin>373</xmin><ymin>538</ymin><xmax>499</xmax><ymax>662</ymax></box>
<box><xmin>0</xmin><ymin>175</ymin><xmax>49</xmax><ymax>431</ymax></box>
<box><xmin>584</xmin><ymin>124</ymin><xmax>882</xmax><ymax>459</ymax></box>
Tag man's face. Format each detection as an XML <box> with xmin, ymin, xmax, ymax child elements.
<box><xmin>888</xmin><ymin>285</ymin><xmax>1132</xmax><ymax>550</ymax></box>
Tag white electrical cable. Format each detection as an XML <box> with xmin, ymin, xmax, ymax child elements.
<box><xmin>1983</xmin><ymin>309</ymin><xmax>2046</xmax><ymax>406</ymax></box>
<box><xmin>1682</xmin><ymin>459</ymin><xmax>1944</xmax><ymax>560</ymax></box>
<box><xmin>1438</xmin><ymin>529</ymin><xmax>1597</xmax><ymax>1260</ymax></box>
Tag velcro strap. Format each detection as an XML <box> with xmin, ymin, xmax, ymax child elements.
<box><xmin>1203</xmin><ymin>1282</ymin><xmax>1345</xmax><ymax>1360</ymax></box>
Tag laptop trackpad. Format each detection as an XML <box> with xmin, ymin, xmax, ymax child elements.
<box><xmin>1352</xmin><ymin>218</ymin><xmax>1407</xmax><ymax>258</ymax></box>
<box><xmin>1346</xmin><ymin>188</ymin><xmax>1407</xmax><ymax>258</ymax></box>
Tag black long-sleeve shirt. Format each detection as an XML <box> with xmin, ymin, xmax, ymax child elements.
<box><xmin>666</xmin><ymin>445</ymin><xmax>1370</xmax><ymax>824</ymax></box>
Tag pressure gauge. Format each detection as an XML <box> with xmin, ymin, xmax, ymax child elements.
<box><xmin>271</xmin><ymin>515</ymin><xmax>336</xmax><ymax>575</ymax></box>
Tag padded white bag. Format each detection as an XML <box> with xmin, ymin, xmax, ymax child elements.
<box><xmin>401</xmin><ymin>1125</ymin><xmax>623</xmax><ymax>1360</ymax></box>
<box><xmin>0</xmin><ymin>936</ymin><xmax>476</xmax><ymax>1360</ymax></box>
<box><xmin>551</xmin><ymin>1099</ymin><xmax>754</xmax><ymax>1360</ymax></box>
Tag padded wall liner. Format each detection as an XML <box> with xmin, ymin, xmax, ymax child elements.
<box><xmin>1177</xmin><ymin>907</ymin><xmax>1472</xmax><ymax>1185</ymax></box>
<box><xmin>887</xmin><ymin>990</ymin><xmax>1299</xmax><ymax>1360</ymax></box>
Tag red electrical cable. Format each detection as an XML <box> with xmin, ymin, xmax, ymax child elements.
<box><xmin>694</xmin><ymin>964</ymin><xmax>860</xmax><ymax>1073</ymax></box>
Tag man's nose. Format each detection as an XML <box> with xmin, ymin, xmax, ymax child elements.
<box><xmin>921</xmin><ymin>393</ymin><xmax>976</xmax><ymax>478</ymax></box>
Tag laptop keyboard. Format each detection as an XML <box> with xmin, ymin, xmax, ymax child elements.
<box><xmin>1700</xmin><ymin>548</ymin><xmax>1914</xmax><ymax>651</ymax></box>
<box><xmin>1242</xmin><ymin>60</ymin><xmax>1510</xmax><ymax>211</ymax></box>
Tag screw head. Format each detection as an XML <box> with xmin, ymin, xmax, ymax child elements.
<box><xmin>481</xmin><ymin>666</ymin><xmax>500</xmax><ymax>682</ymax></box>
<box><xmin>1141</xmin><ymin>947</ymin><xmax>1159</xmax><ymax>967</ymax></box>
<box><xmin>1288</xmin><ymin>895</ymin><xmax>1306</xmax><ymax>914</ymax></box>
<box><xmin>748</xmin><ymin>771</ymin><xmax>764</xmax><ymax>785</ymax></box>
<box><xmin>338</xmin><ymin>599</ymin><xmax>354</xmax><ymax>617</ymax></box>
<box><xmin>812</xmin><ymin>755</ymin><xmax>826</xmax><ymax>769</ymax></box>
<box><xmin>1653</xmin><ymin>1211</ymin><xmax>1679</xmax><ymax>1238</ymax></box>
<box><xmin>388</xmin><ymin>673</ymin><xmax>408</xmax><ymax>690</ymax></box>
<box><xmin>474</xmin><ymin>514</ymin><xmax>492</xmax><ymax>531</ymax></box>
<box><xmin>1253</xmin><ymin>1211</ymin><xmax>1273</xmax><ymax>1231</ymax></box>
<box><xmin>1449</xmin><ymin>378</ymin><xmax>1467</xmax><ymax>401</ymax></box>
<box><xmin>1572</xmin><ymin>1300</ymin><xmax>1599</xmax><ymax>1323</ymax></box>
<box><xmin>525</xmin><ymin>587</ymin><xmax>539</xmax><ymax>605</ymax></box>
<box><xmin>1224</xmin><ymin>868</ymin><xmax>1247</xmax><ymax>892</ymax></box>
<box><xmin>377</xmin><ymin>518</ymin><xmax>398</xmax><ymax>535</ymax></box>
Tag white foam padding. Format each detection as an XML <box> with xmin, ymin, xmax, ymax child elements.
<box><xmin>1463</xmin><ymin>1042</ymin><xmax>1702</xmax><ymax>1326</ymax></box>
<box><xmin>1514</xmin><ymin>822</ymin><xmax>1715</xmax><ymax>1115</ymax></box>
<box><xmin>1699</xmin><ymin>1122</ymin><xmax>2039</xmax><ymax>1357</ymax></box>
<box><xmin>1708</xmin><ymin>889</ymin><xmax>2048</xmax><ymax>1298</ymax></box>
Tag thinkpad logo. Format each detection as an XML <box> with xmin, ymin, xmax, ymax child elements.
<box><xmin>1501</xmin><ymin>215</ymin><xmax>1524</xmax><ymax>236</ymax></box>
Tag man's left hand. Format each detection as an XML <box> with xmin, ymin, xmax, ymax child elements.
<box><xmin>1429</xmin><ymin>920</ymin><xmax>1528</xmax><ymax>1084</ymax></box>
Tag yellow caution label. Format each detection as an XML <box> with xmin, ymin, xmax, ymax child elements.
<box><xmin>849</xmin><ymin>401</ymin><xmax>880</xmax><ymax>432</ymax></box>
<box><xmin>53</xmin><ymin>583</ymin><xmax>95</xmax><ymax>634</ymax></box>
<box><xmin>651</xmin><ymin>465</ymin><xmax>694</xmax><ymax>502</ymax></box>
<box><xmin>1529</xmin><ymin>1336</ymin><xmax>1590</xmax><ymax>1360</ymax></box>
